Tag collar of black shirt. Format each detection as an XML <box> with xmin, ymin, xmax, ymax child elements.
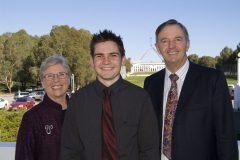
<box><xmin>95</xmin><ymin>76</ymin><xmax>123</xmax><ymax>97</ymax></box>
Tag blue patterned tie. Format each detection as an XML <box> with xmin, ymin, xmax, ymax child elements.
<box><xmin>163</xmin><ymin>74</ymin><xmax>179</xmax><ymax>159</ymax></box>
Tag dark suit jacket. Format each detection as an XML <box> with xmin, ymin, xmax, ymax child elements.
<box><xmin>61</xmin><ymin>78</ymin><xmax>160</xmax><ymax>160</ymax></box>
<box><xmin>144</xmin><ymin>62</ymin><xmax>239</xmax><ymax>160</ymax></box>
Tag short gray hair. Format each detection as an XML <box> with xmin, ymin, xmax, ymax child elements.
<box><xmin>40</xmin><ymin>55</ymin><xmax>71</xmax><ymax>80</ymax></box>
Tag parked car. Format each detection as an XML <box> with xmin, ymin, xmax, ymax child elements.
<box><xmin>10</xmin><ymin>96</ymin><xmax>35</xmax><ymax>110</ymax></box>
<box><xmin>0</xmin><ymin>97</ymin><xmax>8</xmax><ymax>109</ymax></box>
<box><xmin>228</xmin><ymin>84</ymin><xmax>234</xmax><ymax>100</ymax></box>
<box><xmin>29</xmin><ymin>91</ymin><xmax>45</xmax><ymax>101</ymax></box>
<box><xmin>14</xmin><ymin>91</ymin><xmax>29</xmax><ymax>100</ymax></box>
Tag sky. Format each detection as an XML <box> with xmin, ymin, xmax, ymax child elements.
<box><xmin>1</xmin><ymin>0</ymin><xmax>239</xmax><ymax>62</ymax></box>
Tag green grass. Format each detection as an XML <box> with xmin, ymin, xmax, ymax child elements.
<box><xmin>125</xmin><ymin>75</ymin><xmax>237</xmax><ymax>88</ymax></box>
<box><xmin>125</xmin><ymin>76</ymin><xmax>147</xmax><ymax>88</ymax></box>
<box><xmin>129</xmin><ymin>72</ymin><xmax>155</xmax><ymax>75</ymax></box>
<box><xmin>226</xmin><ymin>75</ymin><xmax>237</xmax><ymax>85</ymax></box>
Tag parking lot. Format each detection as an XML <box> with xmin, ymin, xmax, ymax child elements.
<box><xmin>0</xmin><ymin>94</ymin><xmax>40</xmax><ymax>109</ymax></box>
<box><xmin>1</xmin><ymin>94</ymin><xmax>14</xmax><ymax>104</ymax></box>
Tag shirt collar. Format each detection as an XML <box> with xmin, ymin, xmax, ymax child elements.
<box><xmin>42</xmin><ymin>94</ymin><xmax>69</xmax><ymax>111</ymax></box>
<box><xmin>95</xmin><ymin>76</ymin><xmax>123</xmax><ymax>97</ymax></box>
<box><xmin>165</xmin><ymin>59</ymin><xmax>189</xmax><ymax>80</ymax></box>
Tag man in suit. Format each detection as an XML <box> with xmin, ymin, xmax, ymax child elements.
<box><xmin>144</xmin><ymin>19</ymin><xmax>238</xmax><ymax>160</ymax></box>
<box><xmin>61</xmin><ymin>30</ymin><xmax>160</xmax><ymax>160</ymax></box>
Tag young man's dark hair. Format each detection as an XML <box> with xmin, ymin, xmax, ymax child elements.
<box><xmin>90</xmin><ymin>29</ymin><xmax>125</xmax><ymax>57</ymax></box>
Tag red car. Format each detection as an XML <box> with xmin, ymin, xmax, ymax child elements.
<box><xmin>10</xmin><ymin>96</ymin><xmax>35</xmax><ymax>109</ymax></box>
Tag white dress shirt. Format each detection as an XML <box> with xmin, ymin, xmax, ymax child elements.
<box><xmin>161</xmin><ymin>59</ymin><xmax>189</xmax><ymax>160</ymax></box>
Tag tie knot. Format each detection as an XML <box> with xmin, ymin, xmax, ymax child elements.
<box><xmin>103</xmin><ymin>87</ymin><xmax>111</xmax><ymax>96</ymax></box>
<box><xmin>169</xmin><ymin>74</ymin><xmax>179</xmax><ymax>82</ymax></box>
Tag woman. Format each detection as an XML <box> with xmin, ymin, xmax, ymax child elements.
<box><xmin>15</xmin><ymin>55</ymin><xmax>71</xmax><ymax>160</ymax></box>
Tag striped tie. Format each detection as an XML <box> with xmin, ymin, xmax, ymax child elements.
<box><xmin>102</xmin><ymin>88</ymin><xmax>118</xmax><ymax>160</ymax></box>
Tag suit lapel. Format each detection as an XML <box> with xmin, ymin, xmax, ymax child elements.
<box><xmin>154</xmin><ymin>70</ymin><xmax>165</xmax><ymax>117</ymax></box>
<box><xmin>156</xmin><ymin>70</ymin><xmax>165</xmax><ymax>112</ymax></box>
<box><xmin>177</xmin><ymin>62</ymin><xmax>200</xmax><ymax>110</ymax></box>
<box><xmin>153</xmin><ymin>70</ymin><xmax>165</xmax><ymax>133</ymax></box>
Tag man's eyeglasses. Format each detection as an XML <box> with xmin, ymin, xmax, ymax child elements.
<box><xmin>43</xmin><ymin>72</ymin><xmax>68</xmax><ymax>81</ymax></box>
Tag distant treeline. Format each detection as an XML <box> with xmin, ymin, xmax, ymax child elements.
<box><xmin>0</xmin><ymin>25</ymin><xmax>239</xmax><ymax>93</ymax></box>
<box><xmin>0</xmin><ymin>25</ymin><xmax>132</xmax><ymax>93</ymax></box>
<box><xmin>188</xmin><ymin>43</ymin><xmax>240</xmax><ymax>75</ymax></box>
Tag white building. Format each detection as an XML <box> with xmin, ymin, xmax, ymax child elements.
<box><xmin>120</xmin><ymin>66</ymin><xmax>126</xmax><ymax>78</ymax></box>
<box><xmin>130</xmin><ymin>61</ymin><xmax>165</xmax><ymax>73</ymax></box>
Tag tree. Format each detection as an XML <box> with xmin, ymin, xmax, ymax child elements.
<box><xmin>125</xmin><ymin>57</ymin><xmax>132</xmax><ymax>73</ymax></box>
<box><xmin>33</xmin><ymin>35</ymin><xmax>55</xmax><ymax>67</ymax></box>
<box><xmin>233</xmin><ymin>42</ymin><xmax>240</xmax><ymax>58</ymax></box>
<box><xmin>224</xmin><ymin>43</ymin><xmax>240</xmax><ymax>75</ymax></box>
<box><xmin>188</xmin><ymin>54</ymin><xmax>199</xmax><ymax>64</ymax></box>
<box><xmin>198</xmin><ymin>56</ymin><xmax>216</xmax><ymax>68</ymax></box>
<box><xmin>237</xmin><ymin>42</ymin><xmax>240</xmax><ymax>51</ymax></box>
<box><xmin>217</xmin><ymin>47</ymin><xmax>233</xmax><ymax>66</ymax></box>
<box><xmin>1</xmin><ymin>37</ymin><xmax>18</xmax><ymax>93</ymax></box>
<box><xmin>50</xmin><ymin>26</ymin><xmax>95</xmax><ymax>89</ymax></box>
<box><xmin>0</xmin><ymin>30</ymin><xmax>36</xmax><ymax>92</ymax></box>
<box><xmin>17</xmin><ymin>55</ymin><xmax>38</xmax><ymax>89</ymax></box>
<box><xmin>0</xmin><ymin>34</ymin><xmax>10</xmax><ymax>91</ymax></box>
<box><xmin>215</xmin><ymin>46</ymin><xmax>237</xmax><ymax>75</ymax></box>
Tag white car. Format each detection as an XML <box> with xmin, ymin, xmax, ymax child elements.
<box><xmin>0</xmin><ymin>97</ymin><xmax>8</xmax><ymax>109</ymax></box>
<box><xmin>29</xmin><ymin>91</ymin><xmax>45</xmax><ymax>101</ymax></box>
<box><xmin>14</xmin><ymin>91</ymin><xmax>29</xmax><ymax>100</ymax></box>
<box><xmin>228</xmin><ymin>84</ymin><xmax>234</xmax><ymax>100</ymax></box>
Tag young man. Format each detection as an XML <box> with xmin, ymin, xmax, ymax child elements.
<box><xmin>61</xmin><ymin>30</ymin><xmax>160</xmax><ymax>160</ymax></box>
<box><xmin>144</xmin><ymin>19</ymin><xmax>238</xmax><ymax>160</ymax></box>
